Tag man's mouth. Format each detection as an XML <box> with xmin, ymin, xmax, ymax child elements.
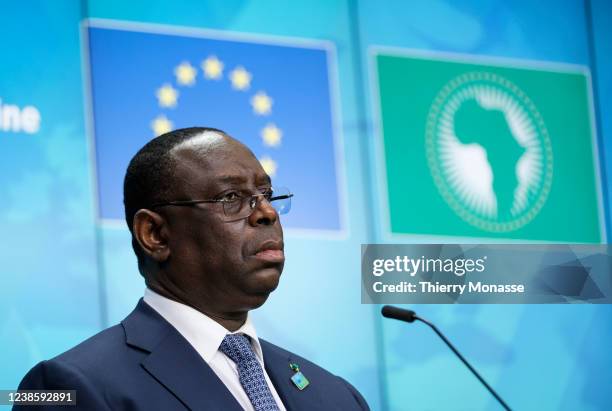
<box><xmin>253</xmin><ymin>240</ymin><xmax>284</xmax><ymax>262</ymax></box>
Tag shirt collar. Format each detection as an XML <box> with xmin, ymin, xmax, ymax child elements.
<box><xmin>143</xmin><ymin>288</ymin><xmax>264</xmax><ymax>364</ymax></box>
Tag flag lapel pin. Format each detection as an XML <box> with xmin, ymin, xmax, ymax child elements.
<box><xmin>289</xmin><ymin>362</ymin><xmax>310</xmax><ymax>390</ymax></box>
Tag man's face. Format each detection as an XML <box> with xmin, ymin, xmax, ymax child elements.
<box><xmin>159</xmin><ymin>133</ymin><xmax>284</xmax><ymax>312</ymax></box>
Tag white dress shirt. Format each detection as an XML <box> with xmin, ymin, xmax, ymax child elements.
<box><xmin>143</xmin><ymin>288</ymin><xmax>286</xmax><ymax>411</ymax></box>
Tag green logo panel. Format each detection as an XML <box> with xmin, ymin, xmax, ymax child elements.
<box><xmin>375</xmin><ymin>51</ymin><xmax>602</xmax><ymax>242</ymax></box>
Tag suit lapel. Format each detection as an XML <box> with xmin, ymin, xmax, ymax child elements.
<box><xmin>142</xmin><ymin>330</ymin><xmax>243</xmax><ymax>411</ymax></box>
<box><xmin>262</xmin><ymin>341</ymin><xmax>323</xmax><ymax>411</ymax></box>
<box><xmin>123</xmin><ymin>299</ymin><xmax>243</xmax><ymax>411</ymax></box>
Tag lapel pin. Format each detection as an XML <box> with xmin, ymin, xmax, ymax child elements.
<box><xmin>289</xmin><ymin>362</ymin><xmax>310</xmax><ymax>390</ymax></box>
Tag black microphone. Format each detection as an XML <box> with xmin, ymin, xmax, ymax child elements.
<box><xmin>381</xmin><ymin>305</ymin><xmax>512</xmax><ymax>411</ymax></box>
<box><xmin>381</xmin><ymin>305</ymin><xmax>417</xmax><ymax>323</ymax></box>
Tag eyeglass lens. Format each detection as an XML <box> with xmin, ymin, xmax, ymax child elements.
<box><xmin>223</xmin><ymin>187</ymin><xmax>292</xmax><ymax>219</ymax></box>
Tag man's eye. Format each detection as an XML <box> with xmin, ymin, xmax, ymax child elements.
<box><xmin>220</xmin><ymin>192</ymin><xmax>241</xmax><ymax>202</ymax></box>
<box><xmin>259</xmin><ymin>187</ymin><xmax>273</xmax><ymax>199</ymax></box>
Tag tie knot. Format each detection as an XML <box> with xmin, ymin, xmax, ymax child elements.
<box><xmin>219</xmin><ymin>333</ymin><xmax>257</xmax><ymax>365</ymax></box>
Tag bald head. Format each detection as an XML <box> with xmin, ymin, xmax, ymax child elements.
<box><xmin>171</xmin><ymin>129</ymin><xmax>228</xmax><ymax>154</ymax></box>
<box><xmin>170</xmin><ymin>130</ymin><xmax>256</xmax><ymax>172</ymax></box>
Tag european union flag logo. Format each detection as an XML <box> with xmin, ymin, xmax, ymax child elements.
<box><xmin>85</xmin><ymin>20</ymin><xmax>344</xmax><ymax>233</ymax></box>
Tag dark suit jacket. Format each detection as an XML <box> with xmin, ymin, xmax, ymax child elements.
<box><xmin>15</xmin><ymin>299</ymin><xmax>370</xmax><ymax>410</ymax></box>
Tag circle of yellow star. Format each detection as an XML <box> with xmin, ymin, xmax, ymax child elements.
<box><xmin>174</xmin><ymin>62</ymin><xmax>197</xmax><ymax>86</ymax></box>
<box><xmin>261</xmin><ymin>123</ymin><xmax>282</xmax><ymax>147</ymax></box>
<box><xmin>229</xmin><ymin>66</ymin><xmax>252</xmax><ymax>91</ymax></box>
<box><xmin>251</xmin><ymin>91</ymin><xmax>273</xmax><ymax>115</ymax></box>
<box><xmin>202</xmin><ymin>56</ymin><xmax>224</xmax><ymax>80</ymax></box>
<box><xmin>151</xmin><ymin>115</ymin><xmax>173</xmax><ymax>136</ymax></box>
<box><xmin>259</xmin><ymin>156</ymin><xmax>277</xmax><ymax>177</ymax></box>
<box><xmin>156</xmin><ymin>84</ymin><xmax>178</xmax><ymax>108</ymax></box>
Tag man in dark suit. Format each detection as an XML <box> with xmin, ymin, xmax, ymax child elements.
<box><xmin>16</xmin><ymin>127</ymin><xmax>369</xmax><ymax>410</ymax></box>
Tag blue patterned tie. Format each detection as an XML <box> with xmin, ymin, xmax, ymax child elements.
<box><xmin>219</xmin><ymin>334</ymin><xmax>280</xmax><ymax>411</ymax></box>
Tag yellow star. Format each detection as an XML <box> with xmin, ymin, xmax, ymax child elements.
<box><xmin>174</xmin><ymin>62</ymin><xmax>197</xmax><ymax>86</ymax></box>
<box><xmin>151</xmin><ymin>115</ymin><xmax>173</xmax><ymax>136</ymax></box>
<box><xmin>261</xmin><ymin>123</ymin><xmax>282</xmax><ymax>147</ymax></box>
<box><xmin>259</xmin><ymin>156</ymin><xmax>277</xmax><ymax>177</ymax></box>
<box><xmin>229</xmin><ymin>66</ymin><xmax>252</xmax><ymax>90</ymax></box>
<box><xmin>156</xmin><ymin>84</ymin><xmax>178</xmax><ymax>108</ymax></box>
<box><xmin>251</xmin><ymin>91</ymin><xmax>273</xmax><ymax>115</ymax></box>
<box><xmin>202</xmin><ymin>56</ymin><xmax>224</xmax><ymax>80</ymax></box>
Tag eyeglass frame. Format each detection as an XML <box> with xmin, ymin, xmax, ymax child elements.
<box><xmin>148</xmin><ymin>187</ymin><xmax>293</xmax><ymax>220</ymax></box>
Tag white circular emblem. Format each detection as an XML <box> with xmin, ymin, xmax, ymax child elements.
<box><xmin>426</xmin><ymin>72</ymin><xmax>553</xmax><ymax>232</ymax></box>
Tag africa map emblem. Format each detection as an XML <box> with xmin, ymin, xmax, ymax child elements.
<box><xmin>374</xmin><ymin>49</ymin><xmax>602</xmax><ymax>242</ymax></box>
<box><xmin>425</xmin><ymin>72</ymin><xmax>553</xmax><ymax>232</ymax></box>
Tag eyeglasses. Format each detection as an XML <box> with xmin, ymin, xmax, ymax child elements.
<box><xmin>150</xmin><ymin>186</ymin><xmax>293</xmax><ymax>221</ymax></box>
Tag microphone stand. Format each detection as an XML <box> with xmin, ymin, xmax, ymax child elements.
<box><xmin>381</xmin><ymin>305</ymin><xmax>512</xmax><ymax>411</ymax></box>
<box><xmin>413</xmin><ymin>314</ymin><xmax>511</xmax><ymax>411</ymax></box>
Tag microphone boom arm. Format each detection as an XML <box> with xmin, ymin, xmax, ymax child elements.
<box><xmin>381</xmin><ymin>305</ymin><xmax>512</xmax><ymax>411</ymax></box>
<box><xmin>414</xmin><ymin>314</ymin><xmax>511</xmax><ymax>411</ymax></box>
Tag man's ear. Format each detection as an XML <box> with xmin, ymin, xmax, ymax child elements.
<box><xmin>133</xmin><ymin>209</ymin><xmax>170</xmax><ymax>262</ymax></box>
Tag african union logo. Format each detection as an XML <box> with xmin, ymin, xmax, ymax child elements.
<box><xmin>425</xmin><ymin>72</ymin><xmax>553</xmax><ymax>232</ymax></box>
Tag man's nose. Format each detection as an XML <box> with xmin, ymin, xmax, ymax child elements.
<box><xmin>248</xmin><ymin>196</ymin><xmax>278</xmax><ymax>226</ymax></box>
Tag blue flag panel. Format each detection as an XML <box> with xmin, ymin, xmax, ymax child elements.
<box><xmin>86</xmin><ymin>20</ymin><xmax>343</xmax><ymax>232</ymax></box>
